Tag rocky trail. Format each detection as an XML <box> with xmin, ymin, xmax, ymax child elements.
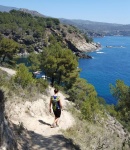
<box><xmin>9</xmin><ymin>88</ymin><xmax>75</xmax><ymax>150</ymax></box>
<box><xmin>0</xmin><ymin>66</ymin><xmax>76</xmax><ymax>150</ymax></box>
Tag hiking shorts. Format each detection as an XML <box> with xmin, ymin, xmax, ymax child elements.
<box><xmin>53</xmin><ymin>109</ymin><xmax>61</xmax><ymax>118</ymax></box>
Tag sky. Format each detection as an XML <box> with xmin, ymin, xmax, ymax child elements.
<box><xmin>0</xmin><ymin>0</ymin><xmax>130</xmax><ymax>24</ymax></box>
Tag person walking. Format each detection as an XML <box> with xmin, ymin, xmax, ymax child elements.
<box><xmin>49</xmin><ymin>88</ymin><xmax>63</xmax><ymax>128</ymax></box>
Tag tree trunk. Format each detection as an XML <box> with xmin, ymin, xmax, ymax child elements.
<box><xmin>51</xmin><ymin>76</ymin><xmax>55</xmax><ymax>87</ymax></box>
<box><xmin>58</xmin><ymin>72</ymin><xmax>62</xmax><ymax>85</ymax></box>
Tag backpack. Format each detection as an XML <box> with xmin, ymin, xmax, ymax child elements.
<box><xmin>51</xmin><ymin>95</ymin><xmax>60</xmax><ymax>110</ymax></box>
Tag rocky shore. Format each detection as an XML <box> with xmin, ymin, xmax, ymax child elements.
<box><xmin>75</xmin><ymin>52</ymin><xmax>92</xmax><ymax>59</ymax></box>
<box><xmin>73</xmin><ymin>42</ymin><xmax>101</xmax><ymax>59</ymax></box>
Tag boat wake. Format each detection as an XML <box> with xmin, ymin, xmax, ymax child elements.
<box><xmin>96</xmin><ymin>52</ymin><xmax>104</xmax><ymax>54</ymax></box>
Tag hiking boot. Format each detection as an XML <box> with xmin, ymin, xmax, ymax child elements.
<box><xmin>50</xmin><ymin>124</ymin><xmax>55</xmax><ymax>128</ymax></box>
<box><xmin>56</xmin><ymin>124</ymin><xmax>59</xmax><ymax>127</ymax></box>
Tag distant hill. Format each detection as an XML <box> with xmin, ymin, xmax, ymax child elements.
<box><xmin>59</xmin><ymin>18</ymin><xmax>130</xmax><ymax>37</ymax></box>
<box><xmin>0</xmin><ymin>5</ymin><xmax>18</xmax><ymax>12</ymax></box>
<box><xmin>19</xmin><ymin>8</ymin><xmax>45</xmax><ymax>17</ymax></box>
<box><xmin>0</xmin><ymin>5</ymin><xmax>45</xmax><ymax>17</ymax></box>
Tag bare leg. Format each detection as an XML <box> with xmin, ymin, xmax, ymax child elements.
<box><xmin>55</xmin><ymin>117</ymin><xmax>60</xmax><ymax>126</ymax></box>
<box><xmin>51</xmin><ymin>117</ymin><xmax>60</xmax><ymax>127</ymax></box>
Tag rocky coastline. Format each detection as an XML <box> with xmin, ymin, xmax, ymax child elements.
<box><xmin>73</xmin><ymin>42</ymin><xmax>101</xmax><ymax>59</ymax></box>
<box><xmin>75</xmin><ymin>52</ymin><xmax>92</xmax><ymax>59</ymax></box>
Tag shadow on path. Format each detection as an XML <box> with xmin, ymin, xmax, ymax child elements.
<box><xmin>38</xmin><ymin>120</ymin><xmax>51</xmax><ymax>126</ymax></box>
<box><xmin>12</xmin><ymin>123</ymin><xmax>81</xmax><ymax>150</ymax></box>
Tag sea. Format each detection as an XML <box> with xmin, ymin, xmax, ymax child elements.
<box><xmin>79</xmin><ymin>36</ymin><xmax>130</xmax><ymax>105</ymax></box>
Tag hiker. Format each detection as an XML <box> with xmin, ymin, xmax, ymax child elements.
<box><xmin>49</xmin><ymin>88</ymin><xmax>62</xmax><ymax>128</ymax></box>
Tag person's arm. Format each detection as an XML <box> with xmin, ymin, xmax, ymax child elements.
<box><xmin>59</xmin><ymin>99</ymin><xmax>63</xmax><ymax>110</ymax></box>
<box><xmin>49</xmin><ymin>98</ymin><xmax>52</xmax><ymax>113</ymax></box>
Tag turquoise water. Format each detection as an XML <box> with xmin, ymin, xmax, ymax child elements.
<box><xmin>79</xmin><ymin>36</ymin><xmax>130</xmax><ymax>104</ymax></box>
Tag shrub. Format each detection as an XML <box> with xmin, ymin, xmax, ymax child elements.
<box><xmin>13</xmin><ymin>63</ymin><xmax>35</xmax><ymax>88</ymax></box>
<box><xmin>36</xmin><ymin>78</ymin><xmax>49</xmax><ymax>93</ymax></box>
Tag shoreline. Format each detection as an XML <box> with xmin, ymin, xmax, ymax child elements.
<box><xmin>76</xmin><ymin>42</ymin><xmax>102</xmax><ymax>59</ymax></box>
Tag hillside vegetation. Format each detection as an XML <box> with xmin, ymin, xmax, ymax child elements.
<box><xmin>0</xmin><ymin>10</ymin><xmax>95</xmax><ymax>55</ymax></box>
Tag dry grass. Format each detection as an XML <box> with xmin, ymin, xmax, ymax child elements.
<box><xmin>63</xmin><ymin>106</ymin><xmax>130</xmax><ymax>150</ymax></box>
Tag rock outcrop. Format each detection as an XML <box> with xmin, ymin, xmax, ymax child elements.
<box><xmin>0</xmin><ymin>90</ymin><xmax>17</xmax><ymax>150</ymax></box>
<box><xmin>75</xmin><ymin>52</ymin><xmax>92</xmax><ymax>59</ymax></box>
<box><xmin>49</xmin><ymin>25</ymin><xmax>101</xmax><ymax>53</ymax></box>
<box><xmin>65</xmin><ymin>34</ymin><xmax>100</xmax><ymax>52</ymax></box>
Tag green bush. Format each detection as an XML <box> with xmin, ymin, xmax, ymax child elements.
<box><xmin>81</xmin><ymin>97</ymin><xmax>100</xmax><ymax>121</ymax></box>
<box><xmin>13</xmin><ymin>63</ymin><xmax>35</xmax><ymax>88</ymax></box>
<box><xmin>36</xmin><ymin>78</ymin><xmax>48</xmax><ymax>93</ymax></box>
<box><xmin>106</xmin><ymin>104</ymin><xmax>117</xmax><ymax>117</ymax></box>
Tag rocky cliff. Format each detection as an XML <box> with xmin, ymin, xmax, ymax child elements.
<box><xmin>0</xmin><ymin>90</ymin><xmax>17</xmax><ymax>150</ymax></box>
<box><xmin>46</xmin><ymin>25</ymin><xmax>100</xmax><ymax>53</ymax></box>
<box><xmin>44</xmin><ymin>24</ymin><xmax>101</xmax><ymax>59</ymax></box>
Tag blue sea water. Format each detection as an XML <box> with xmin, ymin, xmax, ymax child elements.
<box><xmin>79</xmin><ymin>36</ymin><xmax>130</xmax><ymax>104</ymax></box>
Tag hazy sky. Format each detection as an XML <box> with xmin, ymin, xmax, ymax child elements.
<box><xmin>0</xmin><ymin>0</ymin><xmax>130</xmax><ymax>24</ymax></box>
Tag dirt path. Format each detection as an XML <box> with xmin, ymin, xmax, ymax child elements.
<box><xmin>0</xmin><ymin>66</ymin><xmax>16</xmax><ymax>75</ymax></box>
<box><xmin>1</xmin><ymin>66</ymin><xmax>76</xmax><ymax>149</ymax></box>
<box><xmin>8</xmin><ymin>87</ymin><xmax>75</xmax><ymax>150</ymax></box>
